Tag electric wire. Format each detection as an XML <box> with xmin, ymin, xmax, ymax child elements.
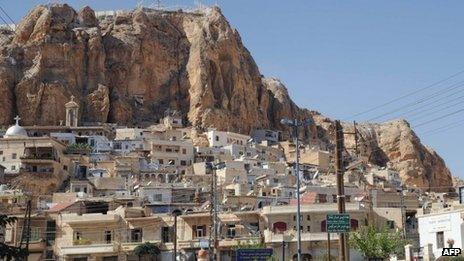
<box><xmin>348</xmin><ymin>68</ymin><xmax>464</xmax><ymax>119</ymax></box>
<box><xmin>366</xmin><ymin>79</ymin><xmax>464</xmax><ymax>122</ymax></box>
<box><xmin>384</xmin><ymin>85</ymin><xmax>464</xmax><ymax>122</ymax></box>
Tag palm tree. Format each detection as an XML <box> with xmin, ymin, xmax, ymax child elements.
<box><xmin>133</xmin><ymin>242</ymin><xmax>161</xmax><ymax>261</ymax></box>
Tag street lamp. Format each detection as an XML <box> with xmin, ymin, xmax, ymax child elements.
<box><xmin>280</xmin><ymin>118</ymin><xmax>313</xmax><ymax>261</ymax></box>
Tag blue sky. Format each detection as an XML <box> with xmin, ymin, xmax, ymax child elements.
<box><xmin>5</xmin><ymin>1</ymin><xmax>464</xmax><ymax>180</ymax></box>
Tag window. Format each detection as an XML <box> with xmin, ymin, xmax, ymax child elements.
<box><xmin>30</xmin><ymin>227</ymin><xmax>41</xmax><ymax>241</ymax></box>
<box><xmin>193</xmin><ymin>225</ymin><xmax>206</xmax><ymax>238</ymax></box>
<box><xmin>182</xmin><ymin>148</ymin><xmax>186</xmax><ymax>154</ymax></box>
<box><xmin>436</xmin><ymin>231</ymin><xmax>444</xmax><ymax>249</ymax></box>
<box><xmin>317</xmin><ymin>194</ymin><xmax>327</xmax><ymax>203</ymax></box>
<box><xmin>153</xmin><ymin>194</ymin><xmax>162</xmax><ymax>202</ymax></box>
<box><xmin>0</xmin><ymin>151</ymin><xmax>2</xmax><ymax>155</ymax></box>
<box><xmin>215</xmin><ymin>136</ymin><xmax>219</xmax><ymax>142</ymax></box>
<box><xmin>332</xmin><ymin>195</ymin><xmax>337</xmax><ymax>203</ymax></box>
<box><xmin>158</xmin><ymin>159</ymin><xmax>164</xmax><ymax>164</ymax></box>
<box><xmin>387</xmin><ymin>220</ymin><xmax>395</xmax><ymax>229</ymax></box>
<box><xmin>346</xmin><ymin>195</ymin><xmax>351</xmax><ymax>202</ymax></box>
<box><xmin>63</xmin><ymin>165</ymin><xmax>68</xmax><ymax>171</ymax></box>
<box><xmin>162</xmin><ymin>227</ymin><xmax>173</xmax><ymax>243</ymax></box>
<box><xmin>74</xmin><ymin>231</ymin><xmax>82</xmax><ymax>240</ymax></box>
<box><xmin>105</xmin><ymin>230</ymin><xmax>112</xmax><ymax>243</ymax></box>
<box><xmin>307</xmin><ymin>215</ymin><xmax>311</xmax><ymax>221</ymax></box>
<box><xmin>46</xmin><ymin>220</ymin><xmax>56</xmax><ymax>246</ymax></box>
<box><xmin>307</xmin><ymin>226</ymin><xmax>311</xmax><ymax>232</ymax></box>
<box><xmin>227</xmin><ymin>225</ymin><xmax>236</xmax><ymax>238</ymax></box>
<box><xmin>103</xmin><ymin>257</ymin><xmax>118</xmax><ymax>261</ymax></box>
<box><xmin>180</xmin><ymin>160</ymin><xmax>187</xmax><ymax>166</ymax></box>
<box><xmin>12</xmin><ymin>153</ymin><xmax>17</xmax><ymax>159</ymax></box>
<box><xmin>11</xmin><ymin>165</ymin><xmax>15</xmax><ymax>171</ymax></box>
<box><xmin>131</xmin><ymin>228</ymin><xmax>143</xmax><ymax>242</ymax></box>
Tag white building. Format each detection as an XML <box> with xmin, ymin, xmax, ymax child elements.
<box><xmin>417</xmin><ymin>206</ymin><xmax>464</xmax><ymax>259</ymax></box>
<box><xmin>206</xmin><ymin>130</ymin><xmax>250</xmax><ymax>148</ymax></box>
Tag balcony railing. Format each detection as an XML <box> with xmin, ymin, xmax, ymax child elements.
<box><xmin>263</xmin><ymin>229</ymin><xmax>339</xmax><ymax>243</ymax></box>
<box><xmin>60</xmin><ymin>243</ymin><xmax>117</xmax><ymax>255</ymax></box>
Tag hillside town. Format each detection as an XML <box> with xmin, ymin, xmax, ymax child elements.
<box><xmin>0</xmin><ymin>2</ymin><xmax>463</xmax><ymax>261</ymax></box>
<box><xmin>0</xmin><ymin>96</ymin><xmax>461</xmax><ymax>261</ymax></box>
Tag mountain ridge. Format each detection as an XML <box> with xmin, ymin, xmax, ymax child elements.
<box><xmin>0</xmin><ymin>4</ymin><xmax>452</xmax><ymax>191</ymax></box>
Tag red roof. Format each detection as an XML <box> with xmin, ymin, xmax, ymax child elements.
<box><xmin>47</xmin><ymin>201</ymin><xmax>76</xmax><ymax>213</ymax></box>
<box><xmin>289</xmin><ymin>192</ymin><xmax>318</xmax><ymax>205</ymax></box>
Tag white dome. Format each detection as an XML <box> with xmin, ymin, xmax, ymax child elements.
<box><xmin>5</xmin><ymin>125</ymin><xmax>27</xmax><ymax>138</ymax></box>
<box><xmin>4</xmin><ymin>116</ymin><xmax>27</xmax><ymax>138</ymax></box>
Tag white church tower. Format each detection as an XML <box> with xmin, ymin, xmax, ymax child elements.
<box><xmin>65</xmin><ymin>95</ymin><xmax>79</xmax><ymax>127</ymax></box>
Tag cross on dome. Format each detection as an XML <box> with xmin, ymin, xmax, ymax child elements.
<box><xmin>14</xmin><ymin>115</ymin><xmax>21</xmax><ymax>125</ymax></box>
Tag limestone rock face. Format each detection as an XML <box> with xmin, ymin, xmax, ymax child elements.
<box><xmin>342</xmin><ymin>120</ymin><xmax>452</xmax><ymax>191</ymax></box>
<box><xmin>0</xmin><ymin>4</ymin><xmax>453</xmax><ymax>190</ymax></box>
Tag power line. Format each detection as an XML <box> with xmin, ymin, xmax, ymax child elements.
<box><xmin>408</xmin><ymin>101</ymin><xmax>464</xmax><ymax>123</ymax></box>
<box><xmin>414</xmin><ymin>108</ymin><xmax>464</xmax><ymax>128</ymax></box>
<box><xmin>420</xmin><ymin>119</ymin><xmax>464</xmax><ymax>136</ymax></box>
<box><xmin>348</xmin><ymin>68</ymin><xmax>464</xmax><ymax>119</ymax></box>
<box><xmin>366</xmin><ymin>80</ymin><xmax>464</xmax><ymax>122</ymax></box>
<box><xmin>0</xmin><ymin>5</ymin><xmax>15</xmax><ymax>25</ymax></box>
<box><xmin>384</xmin><ymin>85</ymin><xmax>464</xmax><ymax>122</ymax></box>
<box><xmin>0</xmin><ymin>12</ymin><xmax>13</xmax><ymax>31</ymax></box>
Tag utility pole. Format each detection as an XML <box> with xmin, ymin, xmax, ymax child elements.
<box><xmin>281</xmin><ymin>118</ymin><xmax>312</xmax><ymax>261</ymax></box>
<box><xmin>213</xmin><ymin>165</ymin><xmax>220</xmax><ymax>261</ymax></box>
<box><xmin>208</xmin><ymin>162</ymin><xmax>220</xmax><ymax>261</ymax></box>
<box><xmin>327</xmin><ymin>232</ymin><xmax>331</xmax><ymax>261</ymax></box>
<box><xmin>173</xmin><ymin>213</ymin><xmax>178</xmax><ymax>261</ymax></box>
<box><xmin>353</xmin><ymin>121</ymin><xmax>359</xmax><ymax>156</ymax></box>
<box><xmin>335</xmin><ymin>120</ymin><xmax>348</xmax><ymax>261</ymax></box>
<box><xmin>19</xmin><ymin>199</ymin><xmax>32</xmax><ymax>261</ymax></box>
<box><xmin>400</xmin><ymin>186</ymin><xmax>406</xmax><ymax>239</ymax></box>
<box><xmin>282</xmin><ymin>240</ymin><xmax>286</xmax><ymax>261</ymax></box>
<box><xmin>294</xmin><ymin>121</ymin><xmax>302</xmax><ymax>261</ymax></box>
<box><xmin>209</xmin><ymin>163</ymin><xmax>214</xmax><ymax>260</ymax></box>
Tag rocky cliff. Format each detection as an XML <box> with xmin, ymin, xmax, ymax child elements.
<box><xmin>0</xmin><ymin>4</ymin><xmax>453</xmax><ymax>190</ymax></box>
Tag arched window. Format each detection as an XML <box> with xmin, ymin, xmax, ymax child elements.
<box><xmin>273</xmin><ymin>222</ymin><xmax>287</xmax><ymax>233</ymax></box>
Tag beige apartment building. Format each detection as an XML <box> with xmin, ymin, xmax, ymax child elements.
<box><xmin>261</xmin><ymin>203</ymin><xmax>368</xmax><ymax>260</ymax></box>
<box><xmin>49</xmin><ymin>206</ymin><xmax>262</xmax><ymax>261</ymax></box>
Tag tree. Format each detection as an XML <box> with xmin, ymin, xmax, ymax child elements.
<box><xmin>0</xmin><ymin>215</ymin><xmax>28</xmax><ymax>261</ymax></box>
<box><xmin>133</xmin><ymin>242</ymin><xmax>161</xmax><ymax>261</ymax></box>
<box><xmin>350</xmin><ymin>225</ymin><xmax>407</xmax><ymax>260</ymax></box>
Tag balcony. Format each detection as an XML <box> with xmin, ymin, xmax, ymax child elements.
<box><xmin>65</xmin><ymin>144</ymin><xmax>91</xmax><ymax>155</ymax></box>
<box><xmin>121</xmin><ymin>240</ymin><xmax>161</xmax><ymax>252</ymax></box>
<box><xmin>178</xmin><ymin>238</ymin><xmax>210</xmax><ymax>249</ymax></box>
<box><xmin>62</xmin><ymin>213</ymin><xmax>119</xmax><ymax>224</ymax></box>
<box><xmin>20</xmin><ymin>168</ymin><xmax>54</xmax><ymax>175</ymax></box>
<box><xmin>219</xmin><ymin>236</ymin><xmax>261</xmax><ymax>248</ymax></box>
<box><xmin>263</xmin><ymin>229</ymin><xmax>339</xmax><ymax>243</ymax></box>
<box><xmin>60</xmin><ymin>243</ymin><xmax>117</xmax><ymax>255</ymax></box>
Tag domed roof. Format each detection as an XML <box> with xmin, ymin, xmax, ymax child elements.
<box><xmin>4</xmin><ymin>116</ymin><xmax>27</xmax><ymax>138</ymax></box>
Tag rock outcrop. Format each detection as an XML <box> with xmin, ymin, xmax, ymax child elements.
<box><xmin>0</xmin><ymin>4</ymin><xmax>453</xmax><ymax>190</ymax></box>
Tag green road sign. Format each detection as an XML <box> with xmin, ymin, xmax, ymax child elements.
<box><xmin>326</xmin><ymin>213</ymin><xmax>350</xmax><ymax>233</ymax></box>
